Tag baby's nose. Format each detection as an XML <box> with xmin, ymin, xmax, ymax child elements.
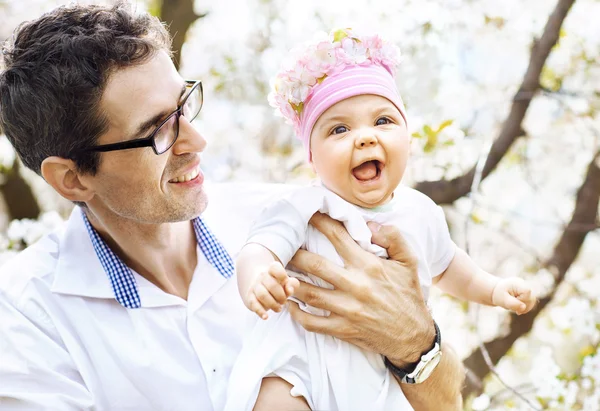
<box><xmin>355</xmin><ymin>134</ymin><xmax>378</xmax><ymax>148</ymax></box>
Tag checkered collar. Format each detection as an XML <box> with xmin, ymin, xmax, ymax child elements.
<box><xmin>80</xmin><ymin>209</ymin><xmax>234</xmax><ymax>309</ymax></box>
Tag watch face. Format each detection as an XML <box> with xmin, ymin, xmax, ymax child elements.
<box><xmin>414</xmin><ymin>352</ymin><xmax>442</xmax><ymax>384</ymax></box>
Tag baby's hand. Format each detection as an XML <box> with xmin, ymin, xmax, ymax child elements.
<box><xmin>492</xmin><ymin>277</ymin><xmax>537</xmax><ymax>315</ymax></box>
<box><xmin>244</xmin><ymin>262</ymin><xmax>300</xmax><ymax>320</ymax></box>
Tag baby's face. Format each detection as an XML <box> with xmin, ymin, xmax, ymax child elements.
<box><xmin>310</xmin><ymin>94</ymin><xmax>409</xmax><ymax>208</ymax></box>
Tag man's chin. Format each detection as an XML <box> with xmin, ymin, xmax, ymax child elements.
<box><xmin>171</xmin><ymin>191</ymin><xmax>209</xmax><ymax>222</ymax></box>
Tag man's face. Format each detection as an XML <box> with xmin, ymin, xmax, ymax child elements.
<box><xmin>83</xmin><ymin>50</ymin><xmax>208</xmax><ymax>223</ymax></box>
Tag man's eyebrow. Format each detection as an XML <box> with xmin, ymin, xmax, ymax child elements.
<box><xmin>131</xmin><ymin>84</ymin><xmax>188</xmax><ymax>140</ymax></box>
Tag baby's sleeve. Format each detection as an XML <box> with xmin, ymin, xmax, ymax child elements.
<box><xmin>426</xmin><ymin>202</ymin><xmax>457</xmax><ymax>277</ymax></box>
<box><xmin>246</xmin><ymin>199</ymin><xmax>308</xmax><ymax>266</ymax></box>
<box><xmin>246</xmin><ymin>187</ymin><xmax>327</xmax><ymax>267</ymax></box>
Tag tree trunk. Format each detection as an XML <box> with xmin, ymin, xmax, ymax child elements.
<box><xmin>159</xmin><ymin>0</ymin><xmax>205</xmax><ymax>69</ymax></box>
<box><xmin>1</xmin><ymin>160</ymin><xmax>40</xmax><ymax>220</ymax></box>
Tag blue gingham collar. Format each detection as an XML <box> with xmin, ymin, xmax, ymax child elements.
<box><xmin>81</xmin><ymin>209</ymin><xmax>234</xmax><ymax>309</ymax></box>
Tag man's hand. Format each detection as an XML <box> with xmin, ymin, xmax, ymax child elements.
<box><xmin>287</xmin><ymin>212</ymin><xmax>435</xmax><ymax>368</ymax></box>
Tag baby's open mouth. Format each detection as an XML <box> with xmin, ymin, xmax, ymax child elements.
<box><xmin>352</xmin><ymin>160</ymin><xmax>383</xmax><ymax>181</ymax></box>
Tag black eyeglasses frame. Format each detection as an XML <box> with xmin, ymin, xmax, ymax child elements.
<box><xmin>83</xmin><ymin>80</ymin><xmax>203</xmax><ymax>155</ymax></box>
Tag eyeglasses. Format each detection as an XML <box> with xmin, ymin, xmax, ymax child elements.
<box><xmin>85</xmin><ymin>80</ymin><xmax>203</xmax><ymax>155</ymax></box>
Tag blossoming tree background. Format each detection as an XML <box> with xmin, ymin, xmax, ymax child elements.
<box><xmin>1</xmin><ymin>0</ymin><xmax>599</xmax><ymax>409</ymax></box>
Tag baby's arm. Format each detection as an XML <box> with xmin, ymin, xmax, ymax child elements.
<box><xmin>433</xmin><ymin>248</ymin><xmax>536</xmax><ymax>315</ymax></box>
<box><xmin>253</xmin><ymin>378</ymin><xmax>311</xmax><ymax>411</ymax></box>
<box><xmin>236</xmin><ymin>243</ymin><xmax>300</xmax><ymax>319</ymax></box>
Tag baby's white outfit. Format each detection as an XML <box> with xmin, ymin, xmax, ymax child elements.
<box><xmin>225</xmin><ymin>185</ymin><xmax>456</xmax><ymax>411</ymax></box>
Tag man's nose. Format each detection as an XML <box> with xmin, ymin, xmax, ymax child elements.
<box><xmin>355</xmin><ymin>134</ymin><xmax>378</xmax><ymax>149</ymax></box>
<box><xmin>172</xmin><ymin>116</ymin><xmax>207</xmax><ymax>155</ymax></box>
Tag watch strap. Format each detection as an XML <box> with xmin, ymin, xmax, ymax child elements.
<box><xmin>384</xmin><ymin>320</ymin><xmax>441</xmax><ymax>380</ymax></box>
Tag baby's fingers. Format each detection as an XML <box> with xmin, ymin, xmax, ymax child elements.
<box><xmin>254</xmin><ymin>283</ymin><xmax>283</xmax><ymax>313</ymax></box>
<box><xmin>246</xmin><ymin>293</ymin><xmax>268</xmax><ymax>320</ymax></box>
<box><xmin>498</xmin><ymin>292</ymin><xmax>527</xmax><ymax>314</ymax></box>
<box><xmin>518</xmin><ymin>289</ymin><xmax>537</xmax><ymax>314</ymax></box>
<box><xmin>268</xmin><ymin>262</ymin><xmax>289</xmax><ymax>283</ymax></box>
<box><xmin>284</xmin><ymin>277</ymin><xmax>300</xmax><ymax>297</ymax></box>
<box><xmin>262</xmin><ymin>274</ymin><xmax>288</xmax><ymax>305</ymax></box>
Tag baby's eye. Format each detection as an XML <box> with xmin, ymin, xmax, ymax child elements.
<box><xmin>375</xmin><ymin>117</ymin><xmax>392</xmax><ymax>126</ymax></box>
<box><xmin>331</xmin><ymin>125</ymin><xmax>349</xmax><ymax>135</ymax></box>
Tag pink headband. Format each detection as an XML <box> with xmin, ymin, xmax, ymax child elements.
<box><xmin>298</xmin><ymin>64</ymin><xmax>407</xmax><ymax>160</ymax></box>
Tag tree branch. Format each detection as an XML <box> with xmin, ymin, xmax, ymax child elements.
<box><xmin>415</xmin><ymin>0</ymin><xmax>576</xmax><ymax>204</ymax></box>
<box><xmin>462</xmin><ymin>150</ymin><xmax>600</xmax><ymax>398</ymax></box>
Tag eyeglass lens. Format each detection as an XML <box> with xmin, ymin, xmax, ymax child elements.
<box><xmin>154</xmin><ymin>85</ymin><xmax>203</xmax><ymax>154</ymax></box>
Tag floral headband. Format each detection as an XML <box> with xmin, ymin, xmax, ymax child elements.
<box><xmin>267</xmin><ymin>28</ymin><xmax>402</xmax><ymax>136</ymax></box>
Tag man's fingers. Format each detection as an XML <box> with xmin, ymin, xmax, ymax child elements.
<box><xmin>308</xmin><ymin>212</ymin><xmax>362</xmax><ymax>265</ymax></box>
<box><xmin>288</xmin><ymin>301</ymin><xmax>346</xmax><ymax>337</ymax></box>
<box><xmin>367</xmin><ymin>222</ymin><xmax>416</xmax><ymax>266</ymax></box>
<box><xmin>292</xmin><ymin>281</ymin><xmax>350</xmax><ymax>316</ymax></box>
<box><xmin>289</xmin><ymin>249</ymin><xmax>351</xmax><ymax>291</ymax></box>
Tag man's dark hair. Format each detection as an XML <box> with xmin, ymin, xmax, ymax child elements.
<box><xmin>0</xmin><ymin>2</ymin><xmax>172</xmax><ymax>176</ymax></box>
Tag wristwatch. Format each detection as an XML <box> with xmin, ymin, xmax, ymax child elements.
<box><xmin>384</xmin><ymin>321</ymin><xmax>442</xmax><ymax>384</ymax></box>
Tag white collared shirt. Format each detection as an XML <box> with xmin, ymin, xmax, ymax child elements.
<box><xmin>0</xmin><ymin>182</ymin><xmax>293</xmax><ymax>411</ymax></box>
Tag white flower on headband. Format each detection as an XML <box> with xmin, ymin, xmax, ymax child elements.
<box><xmin>268</xmin><ymin>28</ymin><xmax>402</xmax><ymax>133</ymax></box>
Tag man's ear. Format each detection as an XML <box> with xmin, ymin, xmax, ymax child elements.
<box><xmin>40</xmin><ymin>157</ymin><xmax>95</xmax><ymax>203</ymax></box>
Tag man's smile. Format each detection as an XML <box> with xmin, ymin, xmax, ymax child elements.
<box><xmin>169</xmin><ymin>164</ymin><xmax>202</xmax><ymax>183</ymax></box>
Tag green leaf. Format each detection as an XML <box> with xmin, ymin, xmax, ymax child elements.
<box><xmin>559</xmin><ymin>28</ymin><xmax>567</xmax><ymax>39</ymax></box>
<box><xmin>332</xmin><ymin>29</ymin><xmax>349</xmax><ymax>43</ymax></box>
<box><xmin>291</xmin><ymin>102</ymin><xmax>304</xmax><ymax>114</ymax></box>
<box><xmin>484</xmin><ymin>15</ymin><xmax>506</xmax><ymax>29</ymax></box>
<box><xmin>437</xmin><ymin>119</ymin><xmax>454</xmax><ymax>133</ymax></box>
<box><xmin>579</xmin><ymin>345</ymin><xmax>597</xmax><ymax>362</ymax></box>
<box><xmin>147</xmin><ymin>0</ymin><xmax>162</xmax><ymax>17</ymax></box>
<box><xmin>470</xmin><ymin>214</ymin><xmax>483</xmax><ymax>224</ymax></box>
<box><xmin>423</xmin><ymin>140</ymin><xmax>436</xmax><ymax>153</ymax></box>
<box><xmin>423</xmin><ymin>125</ymin><xmax>435</xmax><ymax>137</ymax></box>
<box><xmin>540</xmin><ymin>66</ymin><xmax>562</xmax><ymax>92</ymax></box>
<box><xmin>209</xmin><ymin>68</ymin><xmax>222</xmax><ymax>78</ymax></box>
<box><xmin>422</xmin><ymin>125</ymin><xmax>437</xmax><ymax>153</ymax></box>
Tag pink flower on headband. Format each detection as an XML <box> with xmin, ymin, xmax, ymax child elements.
<box><xmin>268</xmin><ymin>28</ymin><xmax>402</xmax><ymax>134</ymax></box>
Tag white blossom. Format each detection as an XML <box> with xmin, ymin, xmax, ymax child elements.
<box><xmin>471</xmin><ymin>394</ymin><xmax>491</xmax><ymax>411</ymax></box>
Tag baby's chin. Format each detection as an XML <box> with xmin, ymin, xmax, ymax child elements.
<box><xmin>349</xmin><ymin>189</ymin><xmax>394</xmax><ymax>209</ymax></box>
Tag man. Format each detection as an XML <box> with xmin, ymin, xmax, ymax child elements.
<box><xmin>0</xmin><ymin>3</ymin><xmax>464</xmax><ymax>410</ymax></box>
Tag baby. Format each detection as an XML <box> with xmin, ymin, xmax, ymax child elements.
<box><xmin>226</xmin><ymin>29</ymin><xmax>536</xmax><ymax>411</ymax></box>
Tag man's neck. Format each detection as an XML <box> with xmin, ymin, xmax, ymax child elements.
<box><xmin>84</xmin><ymin>208</ymin><xmax>198</xmax><ymax>300</ymax></box>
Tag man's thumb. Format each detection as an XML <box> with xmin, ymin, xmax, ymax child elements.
<box><xmin>368</xmin><ymin>222</ymin><xmax>415</xmax><ymax>264</ymax></box>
